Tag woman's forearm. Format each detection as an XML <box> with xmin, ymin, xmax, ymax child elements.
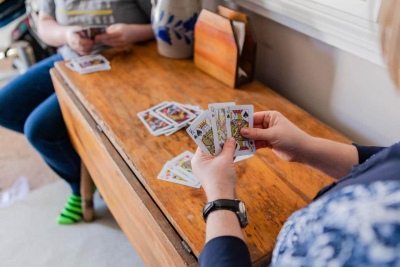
<box><xmin>125</xmin><ymin>24</ymin><xmax>154</xmax><ymax>43</ymax></box>
<box><xmin>299</xmin><ymin>136</ymin><xmax>359</xmax><ymax>179</ymax></box>
<box><xmin>37</xmin><ymin>12</ymin><xmax>76</xmax><ymax>47</ymax></box>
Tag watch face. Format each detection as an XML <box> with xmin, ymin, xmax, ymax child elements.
<box><xmin>237</xmin><ymin>201</ymin><xmax>248</xmax><ymax>228</ymax></box>
<box><xmin>202</xmin><ymin>202</ymin><xmax>214</xmax><ymax>221</ymax></box>
<box><xmin>239</xmin><ymin>201</ymin><xmax>246</xmax><ymax>213</ymax></box>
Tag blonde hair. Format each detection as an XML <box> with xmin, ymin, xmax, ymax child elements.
<box><xmin>380</xmin><ymin>0</ymin><xmax>400</xmax><ymax>89</ymax></box>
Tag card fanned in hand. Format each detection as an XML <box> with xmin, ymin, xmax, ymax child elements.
<box><xmin>187</xmin><ymin>102</ymin><xmax>255</xmax><ymax>158</ymax></box>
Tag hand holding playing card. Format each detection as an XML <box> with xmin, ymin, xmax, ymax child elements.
<box><xmin>240</xmin><ymin>110</ymin><xmax>310</xmax><ymax>162</ymax></box>
<box><xmin>67</xmin><ymin>27</ymin><xmax>95</xmax><ymax>55</ymax></box>
<box><xmin>191</xmin><ymin>138</ymin><xmax>237</xmax><ymax>201</ymax></box>
<box><xmin>95</xmin><ymin>23</ymin><xmax>132</xmax><ymax>47</ymax></box>
<box><xmin>187</xmin><ymin>102</ymin><xmax>256</xmax><ymax>158</ymax></box>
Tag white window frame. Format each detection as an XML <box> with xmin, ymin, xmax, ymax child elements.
<box><xmin>233</xmin><ymin>0</ymin><xmax>383</xmax><ymax>66</ymax></box>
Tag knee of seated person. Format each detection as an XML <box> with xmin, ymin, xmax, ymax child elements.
<box><xmin>24</xmin><ymin>117</ymin><xmax>48</xmax><ymax>145</ymax></box>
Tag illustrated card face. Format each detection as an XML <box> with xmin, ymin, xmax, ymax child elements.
<box><xmin>76</xmin><ymin>56</ymin><xmax>107</xmax><ymax>69</ymax></box>
<box><xmin>74</xmin><ymin>28</ymin><xmax>89</xmax><ymax>39</ymax></box>
<box><xmin>137</xmin><ymin>110</ymin><xmax>173</xmax><ymax>136</ymax></box>
<box><xmin>70</xmin><ymin>55</ymin><xmax>110</xmax><ymax>74</ymax></box>
<box><xmin>158</xmin><ymin>165</ymin><xmax>200</xmax><ymax>188</ymax></box>
<box><xmin>226</xmin><ymin>105</ymin><xmax>256</xmax><ymax>157</ymax></box>
<box><xmin>170</xmin><ymin>168</ymin><xmax>200</xmax><ymax>188</ymax></box>
<box><xmin>183</xmin><ymin>104</ymin><xmax>204</xmax><ymax>125</ymax></box>
<box><xmin>75</xmin><ymin>26</ymin><xmax>107</xmax><ymax>39</ymax></box>
<box><xmin>155</xmin><ymin>102</ymin><xmax>195</xmax><ymax>126</ymax></box>
<box><xmin>88</xmin><ymin>25</ymin><xmax>107</xmax><ymax>39</ymax></box>
<box><xmin>158</xmin><ymin>165</ymin><xmax>195</xmax><ymax>187</ymax></box>
<box><xmin>149</xmin><ymin>101</ymin><xmax>170</xmax><ymax>113</ymax></box>
<box><xmin>168</xmin><ymin>151</ymin><xmax>196</xmax><ymax>179</ymax></box>
<box><xmin>186</xmin><ymin>111</ymin><xmax>215</xmax><ymax>155</ymax></box>
<box><xmin>209</xmin><ymin>102</ymin><xmax>235</xmax><ymax>156</ymax></box>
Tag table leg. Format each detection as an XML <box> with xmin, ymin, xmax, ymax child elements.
<box><xmin>80</xmin><ymin>162</ymin><xmax>95</xmax><ymax>222</ymax></box>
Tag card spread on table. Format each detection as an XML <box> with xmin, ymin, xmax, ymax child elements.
<box><xmin>138</xmin><ymin>101</ymin><xmax>203</xmax><ymax>136</ymax></box>
<box><xmin>187</xmin><ymin>103</ymin><xmax>256</xmax><ymax>158</ymax></box>
<box><xmin>158</xmin><ymin>151</ymin><xmax>200</xmax><ymax>188</ymax></box>
<box><xmin>66</xmin><ymin>55</ymin><xmax>111</xmax><ymax>74</ymax></box>
<box><xmin>155</xmin><ymin>102</ymin><xmax>196</xmax><ymax>126</ymax></box>
<box><xmin>137</xmin><ymin>110</ymin><xmax>173</xmax><ymax>136</ymax></box>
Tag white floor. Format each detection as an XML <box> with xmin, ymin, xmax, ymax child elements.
<box><xmin>0</xmin><ymin>180</ymin><xmax>146</xmax><ymax>267</ymax></box>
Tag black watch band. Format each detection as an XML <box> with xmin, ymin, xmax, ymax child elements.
<box><xmin>202</xmin><ymin>199</ymin><xmax>248</xmax><ymax>228</ymax></box>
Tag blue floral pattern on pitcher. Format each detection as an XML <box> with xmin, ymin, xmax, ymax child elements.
<box><xmin>152</xmin><ymin>10</ymin><xmax>198</xmax><ymax>46</ymax></box>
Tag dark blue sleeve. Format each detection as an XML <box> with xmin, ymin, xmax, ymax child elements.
<box><xmin>353</xmin><ymin>143</ymin><xmax>386</xmax><ymax>164</ymax></box>
<box><xmin>199</xmin><ymin>236</ymin><xmax>252</xmax><ymax>267</ymax></box>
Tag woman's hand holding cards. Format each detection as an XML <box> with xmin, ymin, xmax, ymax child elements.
<box><xmin>192</xmin><ymin>138</ymin><xmax>237</xmax><ymax>202</ymax></box>
<box><xmin>95</xmin><ymin>23</ymin><xmax>132</xmax><ymax>47</ymax></box>
<box><xmin>95</xmin><ymin>23</ymin><xmax>154</xmax><ymax>47</ymax></box>
<box><xmin>240</xmin><ymin>111</ymin><xmax>310</xmax><ymax>163</ymax></box>
<box><xmin>66</xmin><ymin>26</ymin><xmax>95</xmax><ymax>55</ymax></box>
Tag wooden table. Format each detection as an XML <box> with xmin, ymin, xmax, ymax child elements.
<box><xmin>50</xmin><ymin>42</ymin><xmax>350</xmax><ymax>267</ymax></box>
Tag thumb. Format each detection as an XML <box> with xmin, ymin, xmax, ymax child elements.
<box><xmin>241</xmin><ymin>127</ymin><xmax>271</xmax><ymax>141</ymax></box>
<box><xmin>219</xmin><ymin>137</ymin><xmax>236</xmax><ymax>158</ymax></box>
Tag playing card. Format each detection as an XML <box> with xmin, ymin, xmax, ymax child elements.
<box><xmin>183</xmin><ymin>105</ymin><xmax>204</xmax><ymax>125</ymax></box>
<box><xmin>167</xmin><ymin>151</ymin><xmax>197</xmax><ymax>181</ymax></box>
<box><xmin>71</xmin><ymin>55</ymin><xmax>111</xmax><ymax>74</ymax></box>
<box><xmin>74</xmin><ymin>28</ymin><xmax>89</xmax><ymax>39</ymax></box>
<box><xmin>169</xmin><ymin>167</ymin><xmax>201</xmax><ymax>187</ymax></box>
<box><xmin>137</xmin><ymin>110</ymin><xmax>173</xmax><ymax>136</ymax></box>
<box><xmin>163</xmin><ymin>124</ymin><xmax>187</xmax><ymax>136</ymax></box>
<box><xmin>149</xmin><ymin>101</ymin><xmax>170</xmax><ymax>114</ymax></box>
<box><xmin>158</xmin><ymin>165</ymin><xmax>200</xmax><ymax>188</ymax></box>
<box><xmin>234</xmin><ymin>154</ymin><xmax>254</xmax><ymax>163</ymax></box>
<box><xmin>74</xmin><ymin>25</ymin><xmax>107</xmax><ymax>39</ymax></box>
<box><xmin>226</xmin><ymin>105</ymin><xmax>256</xmax><ymax>157</ymax></box>
<box><xmin>155</xmin><ymin>102</ymin><xmax>195</xmax><ymax>127</ymax></box>
<box><xmin>209</xmin><ymin>102</ymin><xmax>235</xmax><ymax>156</ymax></box>
<box><xmin>88</xmin><ymin>25</ymin><xmax>107</xmax><ymax>39</ymax></box>
<box><xmin>186</xmin><ymin>110</ymin><xmax>215</xmax><ymax>155</ymax></box>
<box><xmin>65</xmin><ymin>61</ymin><xmax>77</xmax><ymax>72</ymax></box>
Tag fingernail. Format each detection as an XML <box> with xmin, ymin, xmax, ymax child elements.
<box><xmin>241</xmin><ymin>128</ymin><xmax>249</xmax><ymax>135</ymax></box>
<box><xmin>229</xmin><ymin>137</ymin><xmax>235</xmax><ymax>143</ymax></box>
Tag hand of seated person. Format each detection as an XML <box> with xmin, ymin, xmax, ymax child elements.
<box><xmin>95</xmin><ymin>23</ymin><xmax>133</xmax><ymax>47</ymax></box>
<box><xmin>191</xmin><ymin>138</ymin><xmax>237</xmax><ymax>202</ymax></box>
<box><xmin>95</xmin><ymin>23</ymin><xmax>154</xmax><ymax>47</ymax></box>
<box><xmin>66</xmin><ymin>27</ymin><xmax>95</xmax><ymax>56</ymax></box>
<box><xmin>240</xmin><ymin>111</ymin><xmax>310</xmax><ymax>162</ymax></box>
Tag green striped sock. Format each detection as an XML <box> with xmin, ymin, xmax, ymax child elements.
<box><xmin>57</xmin><ymin>194</ymin><xmax>83</xmax><ymax>225</ymax></box>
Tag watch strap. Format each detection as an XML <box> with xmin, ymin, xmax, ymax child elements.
<box><xmin>202</xmin><ymin>199</ymin><xmax>248</xmax><ymax>228</ymax></box>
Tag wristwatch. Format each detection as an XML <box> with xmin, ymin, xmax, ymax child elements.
<box><xmin>202</xmin><ymin>199</ymin><xmax>248</xmax><ymax>228</ymax></box>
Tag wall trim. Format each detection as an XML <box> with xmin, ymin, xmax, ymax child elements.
<box><xmin>233</xmin><ymin>0</ymin><xmax>384</xmax><ymax>66</ymax></box>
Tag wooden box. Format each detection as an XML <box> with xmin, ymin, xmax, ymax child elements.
<box><xmin>194</xmin><ymin>6</ymin><xmax>257</xmax><ymax>88</ymax></box>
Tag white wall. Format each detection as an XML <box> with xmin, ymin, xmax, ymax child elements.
<box><xmin>203</xmin><ymin>0</ymin><xmax>400</xmax><ymax>146</ymax></box>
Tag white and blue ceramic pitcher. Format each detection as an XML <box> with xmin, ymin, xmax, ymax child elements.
<box><xmin>151</xmin><ymin>0</ymin><xmax>202</xmax><ymax>59</ymax></box>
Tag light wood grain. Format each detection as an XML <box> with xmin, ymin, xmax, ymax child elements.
<box><xmin>53</xmin><ymin>42</ymin><xmax>350</xmax><ymax>266</ymax></box>
<box><xmin>194</xmin><ymin>9</ymin><xmax>238</xmax><ymax>87</ymax></box>
<box><xmin>51</xmin><ymin>69</ymin><xmax>197</xmax><ymax>267</ymax></box>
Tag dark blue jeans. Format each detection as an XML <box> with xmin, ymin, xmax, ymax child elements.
<box><xmin>0</xmin><ymin>54</ymin><xmax>81</xmax><ymax>195</ymax></box>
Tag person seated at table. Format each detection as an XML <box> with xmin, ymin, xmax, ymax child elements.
<box><xmin>0</xmin><ymin>0</ymin><xmax>154</xmax><ymax>225</ymax></box>
<box><xmin>191</xmin><ymin>1</ymin><xmax>400</xmax><ymax>266</ymax></box>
